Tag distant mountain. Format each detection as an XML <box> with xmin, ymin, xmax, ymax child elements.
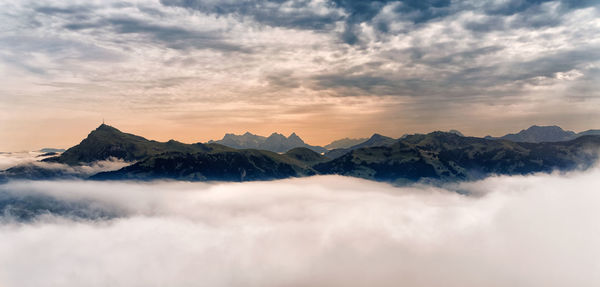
<box><xmin>324</xmin><ymin>138</ymin><xmax>368</xmax><ymax>150</ymax></box>
<box><xmin>43</xmin><ymin>124</ymin><xmax>230</xmax><ymax>165</ymax></box>
<box><xmin>211</xmin><ymin>132</ymin><xmax>265</xmax><ymax>149</ymax></box>
<box><xmin>315</xmin><ymin>132</ymin><xmax>600</xmax><ymax>184</ymax></box>
<box><xmin>37</xmin><ymin>152</ymin><xmax>58</xmax><ymax>157</ymax></box>
<box><xmin>485</xmin><ymin>125</ymin><xmax>600</xmax><ymax>143</ymax></box>
<box><xmin>578</xmin><ymin>129</ymin><xmax>600</xmax><ymax>136</ymax></box>
<box><xmin>325</xmin><ymin>133</ymin><xmax>397</xmax><ymax>159</ymax></box>
<box><xmin>485</xmin><ymin>125</ymin><xmax>575</xmax><ymax>143</ymax></box>
<box><xmin>39</xmin><ymin>148</ymin><xmax>65</xmax><ymax>153</ymax></box>
<box><xmin>209</xmin><ymin>132</ymin><xmax>327</xmax><ymax>153</ymax></box>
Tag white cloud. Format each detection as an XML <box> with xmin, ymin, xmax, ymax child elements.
<box><xmin>0</xmin><ymin>151</ymin><xmax>130</xmax><ymax>177</ymax></box>
<box><xmin>0</xmin><ymin>168</ymin><xmax>599</xmax><ymax>286</ymax></box>
<box><xmin>0</xmin><ymin>152</ymin><xmax>44</xmax><ymax>170</ymax></box>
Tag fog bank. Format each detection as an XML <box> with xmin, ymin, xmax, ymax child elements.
<box><xmin>0</xmin><ymin>169</ymin><xmax>599</xmax><ymax>286</ymax></box>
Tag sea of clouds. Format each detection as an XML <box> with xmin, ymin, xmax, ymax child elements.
<box><xmin>1</xmin><ymin>164</ymin><xmax>599</xmax><ymax>286</ymax></box>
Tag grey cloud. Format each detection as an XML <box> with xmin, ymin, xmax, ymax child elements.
<box><xmin>34</xmin><ymin>5</ymin><xmax>92</xmax><ymax>15</ymax></box>
<box><xmin>158</xmin><ymin>0</ymin><xmax>597</xmax><ymax>46</ymax></box>
<box><xmin>511</xmin><ymin>49</ymin><xmax>600</xmax><ymax>80</ymax></box>
<box><xmin>63</xmin><ymin>17</ymin><xmax>248</xmax><ymax>52</ymax></box>
<box><xmin>107</xmin><ymin>18</ymin><xmax>247</xmax><ymax>52</ymax></box>
<box><xmin>313</xmin><ymin>73</ymin><xmax>404</xmax><ymax>95</ymax></box>
<box><xmin>160</xmin><ymin>0</ymin><xmax>344</xmax><ymax>30</ymax></box>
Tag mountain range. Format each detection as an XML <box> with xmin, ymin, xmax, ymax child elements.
<box><xmin>2</xmin><ymin>124</ymin><xmax>600</xmax><ymax>184</ymax></box>
<box><xmin>208</xmin><ymin>132</ymin><xmax>327</xmax><ymax>153</ymax></box>
<box><xmin>486</xmin><ymin>125</ymin><xmax>600</xmax><ymax>143</ymax></box>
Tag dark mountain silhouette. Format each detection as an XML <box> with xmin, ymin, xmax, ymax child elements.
<box><xmin>209</xmin><ymin>132</ymin><xmax>327</xmax><ymax>153</ymax></box>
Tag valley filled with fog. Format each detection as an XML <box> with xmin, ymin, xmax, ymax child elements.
<box><xmin>1</xmin><ymin>164</ymin><xmax>599</xmax><ymax>286</ymax></box>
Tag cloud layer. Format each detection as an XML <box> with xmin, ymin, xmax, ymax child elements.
<box><xmin>0</xmin><ymin>152</ymin><xmax>130</xmax><ymax>181</ymax></box>
<box><xmin>1</xmin><ymin>0</ymin><xmax>599</xmax><ymax>150</ymax></box>
<box><xmin>1</xmin><ymin>168</ymin><xmax>600</xmax><ymax>286</ymax></box>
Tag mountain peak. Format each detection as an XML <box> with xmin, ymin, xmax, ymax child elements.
<box><xmin>268</xmin><ymin>132</ymin><xmax>286</xmax><ymax>138</ymax></box>
<box><xmin>526</xmin><ymin>125</ymin><xmax>563</xmax><ymax>131</ymax></box>
<box><xmin>95</xmin><ymin>123</ymin><xmax>120</xmax><ymax>132</ymax></box>
<box><xmin>492</xmin><ymin>125</ymin><xmax>577</xmax><ymax>143</ymax></box>
<box><xmin>448</xmin><ymin>129</ymin><xmax>464</xmax><ymax>136</ymax></box>
<box><xmin>43</xmin><ymin>125</ymin><xmax>214</xmax><ymax>165</ymax></box>
<box><xmin>366</xmin><ymin>133</ymin><xmax>395</xmax><ymax>142</ymax></box>
<box><xmin>287</xmin><ymin>132</ymin><xmax>305</xmax><ymax>145</ymax></box>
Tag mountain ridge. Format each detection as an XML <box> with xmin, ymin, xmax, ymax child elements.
<box><xmin>4</xmin><ymin>124</ymin><xmax>600</xmax><ymax>184</ymax></box>
<box><xmin>325</xmin><ymin>133</ymin><xmax>397</xmax><ymax>159</ymax></box>
<box><xmin>486</xmin><ymin>125</ymin><xmax>600</xmax><ymax>143</ymax></box>
<box><xmin>209</xmin><ymin>132</ymin><xmax>327</xmax><ymax>153</ymax></box>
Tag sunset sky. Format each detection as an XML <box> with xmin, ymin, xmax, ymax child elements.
<box><xmin>1</xmin><ymin>0</ymin><xmax>599</xmax><ymax>151</ymax></box>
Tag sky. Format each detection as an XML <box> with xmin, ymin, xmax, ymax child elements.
<box><xmin>1</xmin><ymin>0</ymin><xmax>599</xmax><ymax>151</ymax></box>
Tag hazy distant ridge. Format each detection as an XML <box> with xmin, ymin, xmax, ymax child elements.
<box><xmin>209</xmin><ymin>132</ymin><xmax>327</xmax><ymax>153</ymax></box>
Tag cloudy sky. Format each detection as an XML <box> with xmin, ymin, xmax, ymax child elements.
<box><xmin>1</xmin><ymin>0</ymin><xmax>599</xmax><ymax>151</ymax></box>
